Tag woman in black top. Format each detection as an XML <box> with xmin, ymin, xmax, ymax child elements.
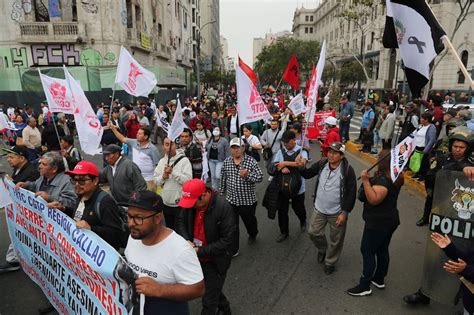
<box><xmin>347</xmin><ymin>149</ymin><xmax>405</xmax><ymax>296</ymax></box>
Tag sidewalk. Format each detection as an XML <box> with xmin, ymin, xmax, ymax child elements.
<box><xmin>345</xmin><ymin>141</ymin><xmax>427</xmax><ymax>197</ymax></box>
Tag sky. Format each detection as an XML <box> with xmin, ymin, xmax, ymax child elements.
<box><xmin>220</xmin><ymin>0</ymin><xmax>320</xmax><ymax>67</ymax></box>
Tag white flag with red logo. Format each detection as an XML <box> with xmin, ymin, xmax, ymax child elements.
<box><xmin>115</xmin><ymin>46</ymin><xmax>157</xmax><ymax>97</ymax></box>
<box><xmin>167</xmin><ymin>96</ymin><xmax>187</xmax><ymax>142</ymax></box>
<box><xmin>63</xmin><ymin>66</ymin><xmax>103</xmax><ymax>155</ymax></box>
<box><xmin>305</xmin><ymin>40</ymin><xmax>326</xmax><ymax>123</ymax></box>
<box><xmin>236</xmin><ymin>64</ymin><xmax>272</xmax><ymax>125</ymax></box>
<box><xmin>38</xmin><ymin>70</ymin><xmax>75</xmax><ymax>114</ymax></box>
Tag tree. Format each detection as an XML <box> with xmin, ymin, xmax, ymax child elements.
<box><xmin>254</xmin><ymin>38</ymin><xmax>321</xmax><ymax>86</ymax></box>
<box><xmin>339</xmin><ymin>61</ymin><xmax>367</xmax><ymax>88</ymax></box>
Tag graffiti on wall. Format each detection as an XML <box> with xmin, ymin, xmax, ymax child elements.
<box><xmin>0</xmin><ymin>45</ymin><xmax>117</xmax><ymax>68</ymax></box>
<box><xmin>11</xmin><ymin>0</ymin><xmax>32</xmax><ymax>22</ymax></box>
<box><xmin>35</xmin><ymin>0</ymin><xmax>50</xmax><ymax>21</ymax></box>
<box><xmin>31</xmin><ymin>44</ymin><xmax>80</xmax><ymax>66</ymax></box>
<box><xmin>81</xmin><ymin>0</ymin><xmax>98</xmax><ymax>14</ymax></box>
<box><xmin>48</xmin><ymin>0</ymin><xmax>61</xmax><ymax>18</ymax></box>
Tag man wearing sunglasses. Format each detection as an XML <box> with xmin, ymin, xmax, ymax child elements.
<box><xmin>123</xmin><ymin>190</ymin><xmax>204</xmax><ymax>315</ymax></box>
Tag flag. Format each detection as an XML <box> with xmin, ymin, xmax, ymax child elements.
<box><xmin>278</xmin><ymin>92</ymin><xmax>285</xmax><ymax>109</ymax></box>
<box><xmin>0</xmin><ymin>112</ymin><xmax>17</xmax><ymax>130</ymax></box>
<box><xmin>156</xmin><ymin>111</ymin><xmax>169</xmax><ymax>134</ymax></box>
<box><xmin>288</xmin><ymin>93</ymin><xmax>305</xmax><ymax>116</ymax></box>
<box><xmin>38</xmin><ymin>70</ymin><xmax>75</xmax><ymax>114</ymax></box>
<box><xmin>236</xmin><ymin>64</ymin><xmax>272</xmax><ymax>125</ymax></box>
<box><xmin>63</xmin><ymin>66</ymin><xmax>103</xmax><ymax>155</ymax></box>
<box><xmin>383</xmin><ymin>0</ymin><xmax>446</xmax><ymax>98</ymax></box>
<box><xmin>306</xmin><ymin>40</ymin><xmax>326</xmax><ymax>123</ymax></box>
<box><xmin>238</xmin><ymin>57</ymin><xmax>258</xmax><ymax>86</ymax></box>
<box><xmin>304</xmin><ymin>75</ymin><xmax>311</xmax><ymax>97</ymax></box>
<box><xmin>390</xmin><ymin>132</ymin><xmax>417</xmax><ymax>182</ymax></box>
<box><xmin>167</xmin><ymin>96</ymin><xmax>187</xmax><ymax>142</ymax></box>
<box><xmin>115</xmin><ymin>46</ymin><xmax>157</xmax><ymax>97</ymax></box>
<box><xmin>282</xmin><ymin>54</ymin><xmax>301</xmax><ymax>90</ymax></box>
<box><xmin>267</xmin><ymin>85</ymin><xmax>276</xmax><ymax>93</ymax></box>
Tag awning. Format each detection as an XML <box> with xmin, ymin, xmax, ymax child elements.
<box><xmin>156</xmin><ymin>76</ymin><xmax>187</xmax><ymax>88</ymax></box>
<box><xmin>335</xmin><ymin>51</ymin><xmax>381</xmax><ymax>64</ymax></box>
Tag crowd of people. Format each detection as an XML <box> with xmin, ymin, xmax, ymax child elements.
<box><xmin>0</xmin><ymin>88</ymin><xmax>474</xmax><ymax>314</ymax></box>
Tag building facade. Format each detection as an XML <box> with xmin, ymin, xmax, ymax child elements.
<box><xmin>199</xmin><ymin>0</ymin><xmax>220</xmax><ymax>73</ymax></box>
<box><xmin>292</xmin><ymin>0</ymin><xmax>474</xmax><ymax>95</ymax></box>
<box><xmin>0</xmin><ymin>0</ymin><xmax>201</xmax><ymax>97</ymax></box>
<box><xmin>252</xmin><ymin>31</ymin><xmax>292</xmax><ymax>67</ymax></box>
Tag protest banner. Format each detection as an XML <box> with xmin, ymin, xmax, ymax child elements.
<box><xmin>304</xmin><ymin>110</ymin><xmax>336</xmax><ymax>140</ymax></box>
<box><xmin>390</xmin><ymin>132</ymin><xmax>416</xmax><ymax>182</ymax></box>
<box><xmin>421</xmin><ymin>170</ymin><xmax>474</xmax><ymax>305</ymax></box>
<box><xmin>305</xmin><ymin>40</ymin><xmax>326</xmax><ymax>124</ymax></box>
<box><xmin>39</xmin><ymin>71</ymin><xmax>75</xmax><ymax>115</ymax></box>
<box><xmin>3</xmin><ymin>179</ymin><xmax>138</xmax><ymax>315</ymax></box>
<box><xmin>288</xmin><ymin>93</ymin><xmax>305</xmax><ymax>116</ymax></box>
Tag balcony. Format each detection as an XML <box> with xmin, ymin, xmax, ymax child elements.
<box><xmin>19</xmin><ymin>22</ymin><xmax>87</xmax><ymax>43</ymax></box>
<box><xmin>127</xmin><ymin>28</ymin><xmax>153</xmax><ymax>52</ymax></box>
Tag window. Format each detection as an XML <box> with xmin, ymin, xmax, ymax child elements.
<box><xmin>158</xmin><ymin>23</ymin><xmax>163</xmax><ymax>37</ymax></box>
<box><xmin>458</xmin><ymin>50</ymin><xmax>469</xmax><ymax>84</ymax></box>
<box><xmin>126</xmin><ymin>0</ymin><xmax>133</xmax><ymax>28</ymax></box>
<box><xmin>310</xmin><ymin>15</ymin><xmax>314</xmax><ymax>21</ymax></box>
<box><xmin>310</xmin><ymin>27</ymin><xmax>314</xmax><ymax>34</ymax></box>
<box><xmin>305</xmin><ymin>15</ymin><xmax>309</xmax><ymax>22</ymax></box>
<box><xmin>305</xmin><ymin>27</ymin><xmax>309</xmax><ymax>34</ymax></box>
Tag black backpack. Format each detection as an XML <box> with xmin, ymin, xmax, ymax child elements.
<box><xmin>94</xmin><ymin>191</ymin><xmax>130</xmax><ymax>248</ymax></box>
<box><xmin>278</xmin><ymin>149</ymin><xmax>302</xmax><ymax>198</ymax></box>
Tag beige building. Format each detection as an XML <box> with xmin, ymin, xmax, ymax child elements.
<box><xmin>200</xmin><ymin>0</ymin><xmax>220</xmax><ymax>72</ymax></box>
<box><xmin>253</xmin><ymin>31</ymin><xmax>292</xmax><ymax>67</ymax></box>
<box><xmin>292</xmin><ymin>0</ymin><xmax>474</xmax><ymax>95</ymax></box>
<box><xmin>0</xmin><ymin>0</ymin><xmax>200</xmax><ymax>92</ymax></box>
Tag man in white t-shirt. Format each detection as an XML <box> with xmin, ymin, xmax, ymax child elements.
<box><xmin>122</xmin><ymin>190</ymin><xmax>204</xmax><ymax>315</ymax></box>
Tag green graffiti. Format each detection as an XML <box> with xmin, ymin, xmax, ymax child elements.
<box><xmin>0</xmin><ymin>47</ymin><xmax>28</xmax><ymax>68</ymax></box>
<box><xmin>104</xmin><ymin>52</ymin><xmax>116</xmax><ymax>62</ymax></box>
<box><xmin>80</xmin><ymin>48</ymin><xmax>103</xmax><ymax>66</ymax></box>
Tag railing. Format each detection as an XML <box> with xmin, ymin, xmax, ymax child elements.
<box><xmin>53</xmin><ymin>23</ymin><xmax>78</xmax><ymax>36</ymax></box>
<box><xmin>20</xmin><ymin>23</ymin><xmax>48</xmax><ymax>36</ymax></box>
<box><xmin>19</xmin><ymin>22</ymin><xmax>85</xmax><ymax>42</ymax></box>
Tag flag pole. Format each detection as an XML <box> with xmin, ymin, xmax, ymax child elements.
<box><xmin>110</xmin><ymin>83</ymin><xmax>117</xmax><ymax>108</ymax></box>
<box><xmin>356</xmin><ymin>151</ymin><xmax>391</xmax><ymax>180</ymax></box>
<box><xmin>274</xmin><ymin>77</ymin><xmax>284</xmax><ymax>94</ymax></box>
<box><xmin>443</xmin><ymin>36</ymin><xmax>474</xmax><ymax>89</ymax></box>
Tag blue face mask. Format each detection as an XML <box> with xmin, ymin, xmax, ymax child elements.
<box><xmin>212</xmin><ymin>130</ymin><xmax>220</xmax><ymax>137</ymax></box>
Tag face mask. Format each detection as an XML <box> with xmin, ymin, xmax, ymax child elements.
<box><xmin>212</xmin><ymin>130</ymin><xmax>220</xmax><ymax>137</ymax></box>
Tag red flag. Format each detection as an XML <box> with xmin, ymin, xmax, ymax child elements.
<box><xmin>238</xmin><ymin>57</ymin><xmax>258</xmax><ymax>86</ymax></box>
<box><xmin>282</xmin><ymin>54</ymin><xmax>300</xmax><ymax>90</ymax></box>
<box><xmin>278</xmin><ymin>92</ymin><xmax>285</xmax><ymax>109</ymax></box>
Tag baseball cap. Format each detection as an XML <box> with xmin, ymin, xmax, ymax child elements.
<box><xmin>2</xmin><ymin>146</ymin><xmax>28</xmax><ymax>158</ymax></box>
<box><xmin>119</xmin><ymin>190</ymin><xmax>163</xmax><ymax>212</ymax></box>
<box><xmin>229</xmin><ymin>138</ymin><xmax>242</xmax><ymax>147</ymax></box>
<box><xmin>66</xmin><ymin>161</ymin><xmax>99</xmax><ymax>177</ymax></box>
<box><xmin>178</xmin><ymin>179</ymin><xmax>207</xmax><ymax>208</ymax></box>
<box><xmin>446</xmin><ymin>108</ymin><xmax>458</xmax><ymax>118</ymax></box>
<box><xmin>281</xmin><ymin>130</ymin><xmax>296</xmax><ymax>143</ymax></box>
<box><xmin>328</xmin><ymin>142</ymin><xmax>345</xmax><ymax>154</ymax></box>
<box><xmin>325</xmin><ymin>116</ymin><xmax>337</xmax><ymax>126</ymax></box>
<box><xmin>103</xmin><ymin>144</ymin><xmax>121</xmax><ymax>155</ymax></box>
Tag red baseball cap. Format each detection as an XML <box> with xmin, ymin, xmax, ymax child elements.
<box><xmin>178</xmin><ymin>179</ymin><xmax>207</xmax><ymax>208</ymax></box>
<box><xmin>66</xmin><ymin>161</ymin><xmax>99</xmax><ymax>177</ymax></box>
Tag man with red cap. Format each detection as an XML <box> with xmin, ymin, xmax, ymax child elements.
<box><xmin>176</xmin><ymin>179</ymin><xmax>236</xmax><ymax>315</ymax></box>
<box><xmin>52</xmin><ymin>161</ymin><xmax>126</xmax><ymax>250</ymax></box>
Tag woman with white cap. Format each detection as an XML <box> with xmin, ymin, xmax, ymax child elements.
<box><xmin>321</xmin><ymin>116</ymin><xmax>341</xmax><ymax>157</ymax></box>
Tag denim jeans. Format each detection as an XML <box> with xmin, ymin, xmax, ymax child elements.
<box><xmin>208</xmin><ymin>159</ymin><xmax>223</xmax><ymax>189</ymax></box>
<box><xmin>372</xmin><ymin>129</ymin><xmax>382</xmax><ymax>153</ymax></box>
<box><xmin>359</xmin><ymin>227</ymin><xmax>397</xmax><ymax>288</ymax></box>
<box><xmin>339</xmin><ymin>122</ymin><xmax>350</xmax><ymax>142</ymax></box>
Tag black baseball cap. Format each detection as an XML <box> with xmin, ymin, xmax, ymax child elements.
<box><xmin>102</xmin><ymin>144</ymin><xmax>122</xmax><ymax>155</ymax></box>
<box><xmin>118</xmin><ymin>190</ymin><xmax>163</xmax><ymax>212</ymax></box>
<box><xmin>281</xmin><ymin>130</ymin><xmax>296</xmax><ymax>143</ymax></box>
<box><xmin>2</xmin><ymin>146</ymin><xmax>28</xmax><ymax>158</ymax></box>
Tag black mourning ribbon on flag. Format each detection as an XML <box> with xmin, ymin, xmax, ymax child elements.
<box><xmin>408</xmin><ymin>36</ymin><xmax>426</xmax><ymax>54</ymax></box>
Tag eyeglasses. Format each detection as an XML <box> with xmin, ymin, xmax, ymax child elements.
<box><xmin>70</xmin><ymin>178</ymin><xmax>93</xmax><ymax>185</ymax></box>
<box><xmin>127</xmin><ymin>213</ymin><xmax>158</xmax><ymax>226</ymax></box>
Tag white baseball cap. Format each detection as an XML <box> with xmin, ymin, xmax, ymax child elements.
<box><xmin>229</xmin><ymin>138</ymin><xmax>242</xmax><ymax>147</ymax></box>
<box><xmin>325</xmin><ymin>116</ymin><xmax>337</xmax><ymax>126</ymax></box>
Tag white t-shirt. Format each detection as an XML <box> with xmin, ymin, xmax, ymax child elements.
<box><xmin>125</xmin><ymin>231</ymin><xmax>203</xmax><ymax>285</ymax></box>
<box><xmin>242</xmin><ymin>134</ymin><xmax>261</xmax><ymax>146</ymax></box>
<box><xmin>414</xmin><ymin>125</ymin><xmax>428</xmax><ymax>147</ymax></box>
<box><xmin>73</xmin><ymin>201</ymin><xmax>85</xmax><ymax>222</ymax></box>
<box><xmin>132</xmin><ymin>146</ymin><xmax>154</xmax><ymax>181</ymax></box>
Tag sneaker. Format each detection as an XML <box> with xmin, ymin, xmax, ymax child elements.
<box><xmin>371</xmin><ymin>280</ymin><xmax>385</xmax><ymax>289</ymax></box>
<box><xmin>268</xmin><ymin>176</ymin><xmax>273</xmax><ymax>182</ymax></box>
<box><xmin>347</xmin><ymin>284</ymin><xmax>372</xmax><ymax>297</ymax></box>
<box><xmin>232</xmin><ymin>251</ymin><xmax>239</xmax><ymax>258</ymax></box>
<box><xmin>276</xmin><ymin>233</ymin><xmax>289</xmax><ymax>243</ymax></box>
<box><xmin>324</xmin><ymin>265</ymin><xmax>335</xmax><ymax>275</ymax></box>
<box><xmin>0</xmin><ymin>261</ymin><xmax>20</xmax><ymax>274</ymax></box>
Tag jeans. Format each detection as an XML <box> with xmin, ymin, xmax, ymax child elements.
<box><xmin>231</xmin><ymin>202</ymin><xmax>258</xmax><ymax>253</ymax></box>
<box><xmin>359</xmin><ymin>227</ymin><xmax>397</xmax><ymax>288</ymax></box>
<box><xmin>339</xmin><ymin>122</ymin><xmax>350</xmax><ymax>142</ymax></box>
<box><xmin>372</xmin><ymin>129</ymin><xmax>382</xmax><ymax>153</ymax></box>
<box><xmin>201</xmin><ymin>262</ymin><xmax>230</xmax><ymax>315</ymax></box>
<box><xmin>208</xmin><ymin>159</ymin><xmax>223</xmax><ymax>189</ymax></box>
<box><xmin>277</xmin><ymin>192</ymin><xmax>307</xmax><ymax>235</ymax></box>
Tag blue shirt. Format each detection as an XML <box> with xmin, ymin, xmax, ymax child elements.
<box><xmin>362</xmin><ymin>109</ymin><xmax>375</xmax><ymax>129</ymax></box>
<box><xmin>272</xmin><ymin>144</ymin><xmax>308</xmax><ymax>194</ymax></box>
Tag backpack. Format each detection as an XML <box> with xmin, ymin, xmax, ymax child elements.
<box><xmin>278</xmin><ymin>149</ymin><xmax>302</xmax><ymax>198</ymax></box>
<box><xmin>94</xmin><ymin>190</ymin><xmax>130</xmax><ymax>248</ymax></box>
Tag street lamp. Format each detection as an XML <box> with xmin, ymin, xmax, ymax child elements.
<box><xmin>195</xmin><ymin>20</ymin><xmax>216</xmax><ymax>97</ymax></box>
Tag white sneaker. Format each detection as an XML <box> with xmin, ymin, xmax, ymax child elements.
<box><xmin>268</xmin><ymin>176</ymin><xmax>273</xmax><ymax>182</ymax></box>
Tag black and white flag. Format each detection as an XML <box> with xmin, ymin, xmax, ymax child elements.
<box><xmin>383</xmin><ymin>0</ymin><xmax>446</xmax><ymax>97</ymax></box>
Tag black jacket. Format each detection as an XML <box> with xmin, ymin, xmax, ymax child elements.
<box><xmin>72</xmin><ymin>188</ymin><xmax>124</xmax><ymax>250</ymax></box>
<box><xmin>183</xmin><ymin>143</ymin><xmax>203</xmax><ymax>179</ymax></box>
<box><xmin>299</xmin><ymin>158</ymin><xmax>357</xmax><ymax>213</ymax></box>
<box><xmin>41</xmin><ymin>124</ymin><xmax>65</xmax><ymax>151</ymax></box>
<box><xmin>175</xmin><ymin>192</ymin><xmax>236</xmax><ymax>274</ymax></box>
<box><xmin>12</xmin><ymin>162</ymin><xmax>40</xmax><ymax>184</ymax></box>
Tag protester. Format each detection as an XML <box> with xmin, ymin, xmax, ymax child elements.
<box><xmin>21</xmin><ymin>117</ymin><xmax>42</xmax><ymax>161</ymax></box>
<box><xmin>109</xmin><ymin>124</ymin><xmax>160</xmax><ymax>191</ymax></box>
<box><xmin>60</xmin><ymin>135</ymin><xmax>82</xmax><ymax>171</ymax></box>
<box><xmin>12</xmin><ymin>114</ymin><xmax>27</xmax><ymax>145</ymax></box>
<box><xmin>0</xmin><ymin>146</ymin><xmax>39</xmax><ymax>274</ymax></box>
<box><xmin>279</xmin><ymin>107</ymin><xmax>294</xmax><ymax>132</ymax></box>
<box><xmin>154</xmin><ymin>137</ymin><xmax>192</xmax><ymax>229</ymax></box>
<box><xmin>321</xmin><ymin>116</ymin><xmax>341</xmax><ymax>157</ymax></box>
<box><xmin>190</xmin><ymin>109</ymin><xmax>211</xmax><ymax>131</ymax></box>
<box><xmin>220</xmin><ymin>137</ymin><xmax>263</xmax><ymax>254</ymax></box>
<box><xmin>241</xmin><ymin>124</ymin><xmax>262</xmax><ymax>161</ymax></box>
<box><xmin>194</xmin><ymin>121</ymin><xmax>212</xmax><ymax>147</ymax></box>
<box><xmin>360</xmin><ymin>102</ymin><xmax>375</xmax><ymax>153</ymax></box>
<box><xmin>101</xmin><ymin>112</ymin><xmax>121</xmax><ymax>146</ymax></box>
<box><xmin>300</xmin><ymin>142</ymin><xmax>356</xmax><ymax>275</ymax></box>
<box><xmin>371</xmin><ymin>100</ymin><xmax>389</xmax><ymax>155</ymax></box>
<box><xmin>125</xmin><ymin>111</ymin><xmax>140</xmax><ymax>139</ymax></box>
<box><xmin>399</xmin><ymin>102</ymin><xmax>419</xmax><ymax>142</ymax></box>
<box><xmin>226</xmin><ymin>107</ymin><xmax>239</xmax><ymax>139</ymax></box>
<box><xmin>269</xmin><ymin>130</ymin><xmax>308</xmax><ymax>242</ymax></box>
<box><xmin>289</xmin><ymin>122</ymin><xmax>310</xmax><ymax>153</ymax></box>
<box><xmin>176</xmin><ymin>179</ymin><xmax>236</xmax><ymax>315</ymax></box>
<box><xmin>123</xmin><ymin>190</ymin><xmax>205</xmax><ymax>314</ymax></box>
<box><xmin>261</xmin><ymin>119</ymin><xmax>282</xmax><ymax>169</ymax></box>
<box><xmin>209</xmin><ymin>111</ymin><xmax>224</xmax><ymax>132</ymax></box>
<box><xmin>379</xmin><ymin>105</ymin><xmax>396</xmax><ymax>149</ymax></box>
<box><xmin>100</xmin><ymin>144</ymin><xmax>147</xmax><ymax>203</ymax></box>
<box><xmin>338</xmin><ymin>96</ymin><xmax>354</xmax><ymax>143</ymax></box>
<box><xmin>347</xmin><ymin>149</ymin><xmax>404</xmax><ymax>296</ymax></box>
<box><xmin>411</xmin><ymin>112</ymin><xmax>437</xmax><ymax>181</ymax></box>
<box><xmin>457</xmin><ymin>109</ymin><xmax>474</xmax><ymax>131</ymax></box>
<box><xmin>137</xmin><ymin>108</ymin><xmax>150</xmax><ymax>127</ymax></box>
<box><xmin>41</xmin><ymin>115</ymin><xmax>65</xmax><ymax>151</ymax></box>
<box><xmin>438</xmin><ymin>108</ymin><xmax>458</xmax><ymax>140</ymax></box>
<box><xmin>180</xmin><ymin>128</ymin><xmax>203</xmax><ymax>179</ymax></box>
<box><xmin>206</xmin><ymin>127</ymin><xmax>229</xmax><ymax>189</ymax></box>
<box><xmin>56</xmin><ymin>113</ymin><xmax>70</xmax><ymax>136</ymax></box>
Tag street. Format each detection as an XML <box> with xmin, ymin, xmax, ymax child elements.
<box><xmin>0</xmin><ymin>141</ymin><xmax>461</xmax><ymax>315</ymax></box>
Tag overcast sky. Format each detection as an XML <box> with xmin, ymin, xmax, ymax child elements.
<box><xmin>220</xmin><ymin>0</ymin><xmax>320</xmax><ymax>67</ymax></box>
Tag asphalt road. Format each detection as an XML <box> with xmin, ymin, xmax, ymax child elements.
<box><xmin>0</xmin><ymin>141</ymin><xmax>462</xmax><ymax>315</ymax></box>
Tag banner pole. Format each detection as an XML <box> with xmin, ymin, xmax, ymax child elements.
<box><xmin>443</xmin><ymin>36</ymin><xmax>474</xmax><ymax>89</ymax></box>
<box><xmin>110</xmin><ymin>83</ymin><xmax>117</xmax><ymax>108</ymax></box>
<box><xmin>356</xmin><ymin>151</ymin><xmax>391</xmax><ymax>180</ymax></box>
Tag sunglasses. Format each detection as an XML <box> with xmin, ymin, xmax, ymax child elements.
<box><xmin>70</xmin><ymin>177</ymin><xmax>94</xmax><ymax>185</ymax></box>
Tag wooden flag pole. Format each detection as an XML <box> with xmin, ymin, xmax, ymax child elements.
<box><xmin>443</xmin><ymin>36</ymin><xmax>474</xmax><ymax>89</ymax></box>
<box><xmin>274</xmin><ymin>77</ymin><xmax>284</xmax><ymax>94</ymax></box>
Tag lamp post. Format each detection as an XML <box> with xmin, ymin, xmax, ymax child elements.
<box><xmin>195</xmin><ymin>20</ymin><xmax>216</xmax><ymax>97</ymax></box>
